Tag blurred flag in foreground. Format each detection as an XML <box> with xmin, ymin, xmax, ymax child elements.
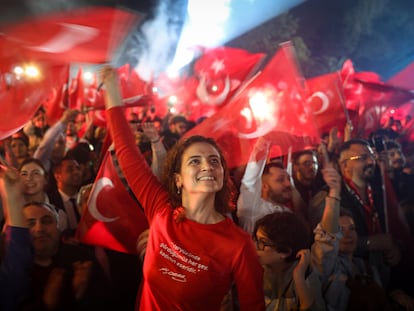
<box><xmin>184</xmin><ymin>42</ymin><xmax>320</xmax><ymax>168</ymax></box>
<box><xmin>76</xmin><ymin>147</ymin><xmax>149</xmax><ymax>254</ymax></box>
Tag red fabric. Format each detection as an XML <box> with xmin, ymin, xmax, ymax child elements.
<box><xmin>153</xmin><ymin>47</ymin><xmax>265</xmax><ymax>122</ymax></box>
<box><xmin>340</xmin><ymin>59</ymin><xmax>414</xmax><ymax>138</ymax></box>
<box><xmin>68</xmin><ymin>67</ymin><xmax>84</xmax><ymax>111</ymax></box>
<box><xmin>107</xmin><ymin>107</ymin><xmax>265</xmax><ymax>311</ymax></box>
<box><xmin>306</xmin><ymin>71</ymin><xmax>348</xmax><ymax>134</ymax></box>
<box><xmin>117</xmin><ymin>64</ymin><xmax>148</xmax><ymax>100</ymax></box>
<box><xmin>194</xmin><ymin>46</ymin><xmax>265</xmax><ymax>81</ymax></box>
<box><xmin>184</xmin><ymin>43</ymin><xmax>320</xmax><ymax>168</ymax></box>
<box><xmin>43</xmin><ymin>83</ymin><xmax>68</xmax><ymax>125</ymax></box>
<box><xmin>76</xmin><ymin>147</ymin><xmax>149</xmax><ymax>254</ymax></box>
<box><xmin>0</xmin><ymin>62</ymin><xmax>68</xmax><ymax>140</ymax></box>
<box><xmin>0</xmin><ymin>7</ymin><xmax>141</xmax><ymax>64</ymax></box>
<box><xmin>387</xmin><ymin>60</ymin><xmax>414</xmax><ymax>90</ymax></box>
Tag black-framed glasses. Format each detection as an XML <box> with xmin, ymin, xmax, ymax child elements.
<box><xmin>255</xmin><ymin>239</ymin><xmax>276</xmax><ymax>251</ymax></box>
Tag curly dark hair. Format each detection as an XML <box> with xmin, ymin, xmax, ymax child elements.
<box><xmin>253</xmin><ymin>212</ymin><xmax>311</xmax><ymax>262</ymax></box>
<box><xmin>160</xmin><ymin>135</ymin><xmax>233</xmax><ymax>214</ymax></box>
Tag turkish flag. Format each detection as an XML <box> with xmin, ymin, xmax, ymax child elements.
<box><xmin>43</xmin><ymin>83</ymin><xmax>68</xmax><ymax>125</ymax></box>
<box><xmin>193</xmin><ymin>46</ymin><xmax>266</xmax><ymax>109</ymax></box>
<box><xmin>68</xmin><ymin>66</ymin><xmax>85</xmax><ymax>111</ymax></box>
<box><xmin>0</xmin><ymin>62</ymin><xmax>69</xmax><ymax>140</ymax></box>
<box><xmin>152</xmin><ymin>47</ymin><xmax>266</xmax><ymax>122</ymax></box>
<box><xmin>184</xmin><ymin>42</ymin><xmax>320</xmax><ymax>168</ymax></box>
<box><xmin>193</xmin><ymin>46</ymin><xmax>266</xmax><ymax>81</ymax></box>
<box><xmin>0</xmin><ymin>6</ymin><xmax>141</xmax><ymax>64</ymax></box>
<box><xmin>117</xmin><ymin>64</ymin><xmax>148</xmax><ymax>100</ymax></box>
<box><xmin>340</xmin><ymin>59</ymin><xmax>414</xmax><ymax>137</ymax></box>
<box><xmin>306</xmin><ymin>72</ymin><xmax>348</xmax><ymax>134</ymax></box>
<box><xmin>76</xmin><ymin>147</ymin><xmax>149</xmax><ymax>254</ymax></box>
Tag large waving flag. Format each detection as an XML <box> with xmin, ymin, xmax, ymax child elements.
<box><xmin>306</xmin><ymin>71</ymin><xmax>348</xmax><ymax>135</ymax></box>
<box><xmin>184</xmin><ymin>42</ymin><xmax>320</xmax><ymax>168</ymax></box>
<box><xmin>76</xmin><ymin>147</ymin><xmax>149</xmax><ymax>254</ymax></box>
<box><xmin>340</xmin><ymin>59</ymin><xmax>414</xmax><ymax>138</ymax></box>
<box><xmin>0</xmin><ymin>7</ymin><xmax>141</xmax><ymax>65</ymax></box>
<box><xmin>153</xmin><ymin>46</ymin><xmax>266</xmax><ymax>122</ymax></box>
<box><xmin>0</xmin><ymin>62</ymin><xmax>69</xmax><ymax>139</ymax></box>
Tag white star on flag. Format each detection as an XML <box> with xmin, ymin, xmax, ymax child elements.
<box><xmin>211</xmin><ymin>59</ymin><xmax>226</xmax><ymax>75</ymax></box>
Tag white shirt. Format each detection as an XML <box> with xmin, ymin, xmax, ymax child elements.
<box><xmin>237</xmin><ymin>140</ymin><xmax>291</xmax><ymax>235</ymax></box>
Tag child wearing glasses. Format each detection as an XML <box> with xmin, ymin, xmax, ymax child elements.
<box><xmin>253</xmin><ymin>210</ymin><xmax>325</xmax><ymax>310</ymax></box>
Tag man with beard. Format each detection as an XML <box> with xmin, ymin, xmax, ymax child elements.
<box><xmin>309</xmin><ymin>139</ymin><xmax>403</xmax><ymax>290</ymax></box>
<box><xmin>237</xmin><ymin>136</ymin><xmax>292</xmax><ymax>235</ymax></box>
<box><xmin>291</xmin><ymin>149</ymin><xmax>326</xmax><ymax>222</ymax></box>
<box><xmin>384</xmin><ymin>140</ymin><xmax>414</xmax><ymax>203</ymax></box>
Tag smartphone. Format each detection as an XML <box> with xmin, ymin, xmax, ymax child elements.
<box><xmin>372</xmin><ymin>136</ymin><xmax>385</xmax><ymax>153</ymax></box>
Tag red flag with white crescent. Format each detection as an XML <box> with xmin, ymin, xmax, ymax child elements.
<box><xmin>306</xmin><ymin>72</ymin><xmax>347</xmax><ymax>134</ymax></box>
<box><xmin>184</xmin><ymin>42</ymin><xmax>320</xmax><ymax>168</ymax></box>
<box><xmin>76</xmin><ymin>147</ymin><xmax>149</xmax><ymax>254</ymax></box>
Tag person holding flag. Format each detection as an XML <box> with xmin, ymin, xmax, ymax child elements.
<box><xmin>101</xmin><ymin>66</ymin><xmax>265</xmax><ymax>311</ymax></box>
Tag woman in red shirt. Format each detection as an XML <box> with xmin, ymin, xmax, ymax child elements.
<box><xmin>101</xmin><ymin>67</ymin><xmax>265</xmax><ymax>311</ymax></box>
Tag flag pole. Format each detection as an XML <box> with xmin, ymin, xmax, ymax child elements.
<box><xmin>335</xmin><ymin>71</ymin><xmax>352</xmax><ymax>126</ymax></box>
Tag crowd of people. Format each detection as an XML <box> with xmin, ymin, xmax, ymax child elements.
<box><xmin>1</xmin><ymin>65</ymin><xmax>414</xmax><ymax>310</ymax></box>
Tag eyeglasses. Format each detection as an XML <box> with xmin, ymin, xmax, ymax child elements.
<box><xmin>255</xmin><ymin>239</ymin><xmax>276</xmax><ymax>251</ymax></box>
<box><xmin>346</xmin><ymin>153</ymin><xmax>376</xmax><ymax>162</ymax></box>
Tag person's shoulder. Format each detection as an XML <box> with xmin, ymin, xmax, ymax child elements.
<box><xmin>222</xmin><ymin>218</ymin><xmax>254</xmax><ymax>242</ymax></box>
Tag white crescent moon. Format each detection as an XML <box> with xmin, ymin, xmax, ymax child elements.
<box><xmin>196</xmin><ymin>75</ymin><xmax>230</xmax><ymax>105</ymax></box>
<box><xmin>30</xmin><ymin>23</ymin><xmax>99</xmax><ymax>53</ymax></box>
<box><xmin>88</xmin><ymin>177</ymin><xmax>119</xmax><ymax>222</ymax></box>
<box><xmin>237</xmin><ymin>120</ymin><xmax>274</xmax><ymax>139</ymax></box>
<box><xmin>310</xmin><ymin>91</ymin><xmax>329</xmax><ymax>115</ymax></box>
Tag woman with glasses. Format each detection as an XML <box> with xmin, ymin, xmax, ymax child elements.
<box><xmin>101</xmin><ymin>66</ymin><xmax>265</xmax><ymax>311</ymax></box>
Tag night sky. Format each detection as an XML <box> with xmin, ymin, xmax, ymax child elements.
<box><xmin>269</xmin><ymin>0</ymin><xmax>414</xmax><ymax>80</ymax></box>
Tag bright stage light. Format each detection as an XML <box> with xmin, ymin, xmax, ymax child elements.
<box><xmin>83</xmin><ymin>71</ymin><xmax>93</xmax><ymax>82</ymax></box>
<box><xmin>168</xmin><ymin>95</ymin><xmax>178</xmax><ymax>105</ymax></box>
<box><xmin>25</xmin><ymin>65</ymin><xmax>40</xmax><ymax>78</ymax></box>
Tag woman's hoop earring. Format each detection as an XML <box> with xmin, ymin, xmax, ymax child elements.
<box><xmin>177</xmin><ymin>186</ymin><xmax>181</xmax><ymax>195</ymax></box>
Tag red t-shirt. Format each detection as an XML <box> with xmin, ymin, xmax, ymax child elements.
<box><xmin>108</xmin><ymin>107</ymin><xmax>265</xmax><ymax>311</ymax></box>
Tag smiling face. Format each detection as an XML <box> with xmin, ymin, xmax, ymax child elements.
<box><xmin>175</xmin><ymin>142</ymin><xmax>224</xmax><ymax>196</ymax></box>
<box><xmin>262</xmin><ymin>166</ymin><xmax>292</xmax><ymax>205</ymax></box>
<box><xmin>340</xmin><ymin>143</ymin><xmax>376</xmax><ymax>184</ymax></box>
<box><xmin>20</xmin><ymin>161</ymin><xmax>48</xmax><ymax>197</ymax></box>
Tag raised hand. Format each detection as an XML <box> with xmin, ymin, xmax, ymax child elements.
<box><xmin>293</xmin><ymin>249</ymin><xmax>310</xmax><ymax>279</ymax></box>
<box><xmin>99</xmin><ymin>66</ymin><xmax>123</xmax><ymax>109</ymax></box>
<box><xmin>142</xmin><ymin>122</ymin><xmax>161</xmax><ymax>143</ymax></box>
<box><xmin>0</xmin><ymin>163</ymin><xmax>26</xmax><ymax>227</ymax></box>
